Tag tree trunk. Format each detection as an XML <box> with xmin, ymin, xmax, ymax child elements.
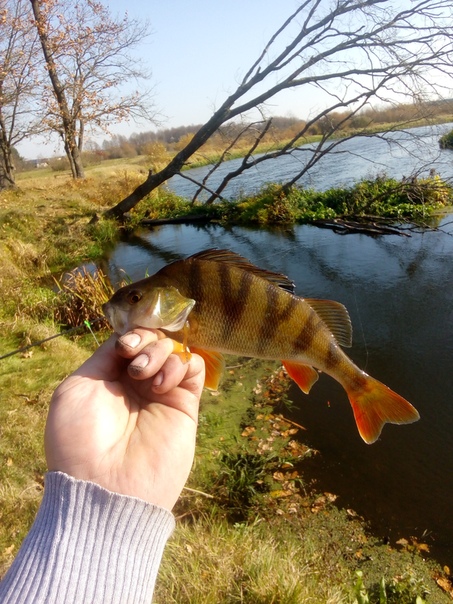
<box><xmin>0</xmin><ymin>152</ymin><xmax>15</xmax><ymax>190</ymax></box>
<box><xmin>70</xmin><ymin>143</ymin><xmax>85</xmax><ymax>179</ymax></box>
<box><xmin>104</xmin><ymin>106</ymin><xmax>231</xmax><ymax>218</ymax></box>
<box><xmin>30</xmin><ymin>0</ymin><xmax>85</xmax><ymax>179</ymax></box>
<box><xmin>0</xmin><ymin>130</ymin><xmax>16</xmax><ymax>190</ymax></box>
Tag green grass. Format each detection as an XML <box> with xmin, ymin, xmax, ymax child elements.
<box><xmin>1</xmin><ymin>170</ymin><xmax>452</xmax><ymax>601</ymax></box>
<box><xmin>0</xmin><ymin>330</ymin><xmax>92</xmax><ymax>574</ymax></box>
<box><xmin>155</xmin><ymin>509</ymin><xmax>442</xmax><ymax>603</ymax></box>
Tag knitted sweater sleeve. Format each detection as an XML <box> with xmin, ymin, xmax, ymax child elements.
<box><xmin>0</xmin><ymin>472</ymin><xmax>175</xmax><ymax>603</ymax></box>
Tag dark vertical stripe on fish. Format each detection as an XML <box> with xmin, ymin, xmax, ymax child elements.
<box><xmin>325</xmin><ymin>339</ymin><xmax>340</xmax><ymax>370</ymax></box>
<box><xmin>278</xmin><ymin>293</ymin><xmax>299</xmax><ymax>323</ymax></box>
<box><xmin>293</xmin><ymin>310</ymin><xmax>323</xmax><ymax>355</ymax></box>
<box><xmin>219</xmin><ymin>263</ymin><xmax>252</xmax><ymax>343</ymax></box>
<box><xmin>257</xmin><ymin>283</ymin><xmax>279</xmax><ymax>355</ymax></box>
<box><xmin>256</xmin><ymin>288</ymin><xmax>299</xmax><ymax>355</ymax></box>
<box><xmin>188</xmin><ymin>258</ymin><xmax>203</xmax><ymax>306</ymax></box>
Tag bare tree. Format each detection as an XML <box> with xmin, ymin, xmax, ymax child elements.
<box><xmin>0</xmin><ymin>0</ymin><xmax>42</xmax><ymax>189</ymax></box>
<box><xmin>105</xmin><ymin>0</ymin><xmax>453</xmax><ymax>218</ymax></box>
<box><xmin>29</xmin><ymin>0</ymin><xmax>156</xmax><ymax>179</ymax></box>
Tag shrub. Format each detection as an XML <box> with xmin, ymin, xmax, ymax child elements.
<box><xmin>439</xmin><ymin>129</ymin><xmax>453</xmax><ymax>149</ymax></box>
<box><xmin>230</xmin><ymin>174</ymin><xmax>452</xmax><ymax>226</ymax></box>
<box><xmin>48</xmin><ymin>157</ymin><xmax>70</xmax><ymax>172</ymax></box>
<box><xmin>53</xmin><ymin>266</ymin><xmax>114</xmax><ymax>329</ymax></box>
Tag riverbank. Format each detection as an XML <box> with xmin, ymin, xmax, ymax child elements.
<box><xmin>1</xmin><ymin>176</ymin><xmax>453</xmax><ymax>601</ymax></box>
<box><xmin>180</xmin><ymin>114</ymin><xmax>453</xmax><ymax>171</ymax></box>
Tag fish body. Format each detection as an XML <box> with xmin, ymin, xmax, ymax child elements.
<box><xmin>103</xmin><ymin>249</ymin><xmax>419</xmax><ymax>444</ymax></box>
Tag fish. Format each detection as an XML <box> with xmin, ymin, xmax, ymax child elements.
<box><xmin>103</xmin><ymin>249</ymin><xmax>420</xmax><ymax>444</ymax></box>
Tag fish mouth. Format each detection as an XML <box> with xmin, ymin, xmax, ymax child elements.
<box><xmin>102</xmin><ymin>302</ymin><xmax>129</xmax><ymax>335</ymax></box>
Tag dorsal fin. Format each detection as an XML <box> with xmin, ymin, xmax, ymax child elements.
<box><xmin>187</xmin><ymin>249</ymin><xmax>295</xmax><ymax>293</ymax></box>
<box><xmin>304</xmin><ymin>298</ymin><xmax>352</xmax><ymax>347</ymax></box>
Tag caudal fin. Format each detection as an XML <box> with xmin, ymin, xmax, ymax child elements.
<box><xmin>347</xmin><ymin>375</ymin><xmax>420</xmax><ymax>444</ymax></box>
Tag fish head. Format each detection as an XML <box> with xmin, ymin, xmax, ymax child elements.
<box><xmin>103</xmin><ymin>284</ymin><xmax>195</xmax><ymax>335</ymax></box>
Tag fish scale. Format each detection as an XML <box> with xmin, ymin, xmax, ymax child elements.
<box><xmin>103</xmin><ymin>248</ymin><xmax>420</xmax><ymax>444</ymax></box>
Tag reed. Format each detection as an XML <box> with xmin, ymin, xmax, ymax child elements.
<box><xmin>53</xmin><ymin>266</ymin><xmax>115</xmax><ymax>329</ymax></box>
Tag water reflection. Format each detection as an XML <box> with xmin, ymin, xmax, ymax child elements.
<box><xmin>105</xmin><ymin>218</ymin><xmax>453</xmax><ymax>564</ymax></box>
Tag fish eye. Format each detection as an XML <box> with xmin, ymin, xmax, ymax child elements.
<box><xmin>126</xmin><ymin>290</ymin><xmax>142</xmax><ymax>305</ymax></box>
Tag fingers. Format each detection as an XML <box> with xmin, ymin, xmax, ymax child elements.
<box><xmin>116</xmin><ymin>328</ymin><xmax>174</xmax><ymax>379</ymax></box>
<box><xmin>115</xmin><ymin>328</ymin><xmax>163</xmax><ymax>358</ymax></box>
<box><xmin>116</xmin><ymin>328</ymin><xmax>205</xmax><ymax>396</ymax></box>
<box><xmin>153</xmin><ymin>351</ymin><xmax>205</xmax><ymax>396</ymax></box>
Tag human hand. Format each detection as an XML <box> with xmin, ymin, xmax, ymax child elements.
<box><xmin>45</xmin><ymin>330</ymin><xmax>204</xmax><ymax>510</ymax></box>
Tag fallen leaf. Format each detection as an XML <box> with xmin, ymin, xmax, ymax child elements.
<box><xmin>270</xmin><ymin>489</ymin><xmax>293</xmax><ymax>498</ymax></box>
<box><xmin>436</xmin><ymin>576</ymin><xmax>453</xmax><ymax>595</ymax></box>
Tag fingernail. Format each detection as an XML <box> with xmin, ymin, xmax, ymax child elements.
<box><xmin>153</xmin><ymin>371</ymin><xmax>163</xmax><ymax>387</ymax></box>
<box><xmin>131</xmin><ymin>353</ymin><xmax>149</xmax><ymax>369</ymax></box>
<box><xmin>121</xmin><ymin>333</ymin><xmax>141</xmax><ymax>348</ymax></box>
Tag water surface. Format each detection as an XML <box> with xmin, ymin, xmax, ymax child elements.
<box><xmin>105</xmin><ymin>217</ymin><xmax>453</xmax><ymax>565</ymax></box>
<box><xmin>168</xmin><ymin>123</ymin><xmax>453</xmax><ymax>200</ymax></box>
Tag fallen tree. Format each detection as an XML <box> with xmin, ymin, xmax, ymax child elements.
<box><xmin>104</xmin><ymin>0</ymin><xmax>453</xmax><ymax>219</ymax></box>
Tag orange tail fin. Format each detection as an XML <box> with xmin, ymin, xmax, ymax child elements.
<box><xmin>347</xmin><ymin>375</ymin><xmax>420</xmax><ymax>444</ymax></box>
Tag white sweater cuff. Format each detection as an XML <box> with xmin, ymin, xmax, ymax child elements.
<box><xmin>0</xmin><ymin>471</ymin><xmax>175</xmax><ymax>603</ymax></box>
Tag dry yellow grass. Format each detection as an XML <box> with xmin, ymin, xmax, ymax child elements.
<box><xmin>1</xmin><ymin>165</ymin><xmax>451</xmax><ymax>602</ymax></box>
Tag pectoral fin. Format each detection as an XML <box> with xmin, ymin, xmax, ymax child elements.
<box><xmin>150</xmin><ymin>288</ymin><xmax>195</xmax><ymax>331</ymax></box>
<box><xmin>282</xmin><ymin>360</ymin><xmax>319</xmax><ymax>394</ymax></box>
<box><xmin>191</xmin><ymin>348</ymin><xmax>225</xmax><ymax>390</ymax></box>
<box><xmin>171</xmin><ymin>339</ymin><xmax>192</xmax><ymax>364</ymax></box>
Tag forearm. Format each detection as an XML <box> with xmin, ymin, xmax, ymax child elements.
<box><xmin>0</xmin><ymin>472</ymin><xmax>174</xmax><ymax>604</ymax></box>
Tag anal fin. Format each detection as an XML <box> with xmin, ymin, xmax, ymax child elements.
<box><xmin>282</xmin><ymin>360</ymin><xmax>319</xmax><ymax>394</ymax></box>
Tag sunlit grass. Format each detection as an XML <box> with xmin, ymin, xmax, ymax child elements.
<box><xmin>1</xmin><ymin>168</ymin><xmax>452</xmax><ymax>602</ymax></box>
<box><xmin>0</xmin><ymin>331</ymin><xmax>92</xmax><ymax>575</ymax></box>
<box><xmin>155</xmin><ymin>515</ymin><xmax>346</xmax><ymax>603</ymax></box>
<box><xmin>53</xmin><ymin>266</ymin><xmax>114</xmax><ymax>329</ymax></box>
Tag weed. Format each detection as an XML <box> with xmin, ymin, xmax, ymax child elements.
<box><xmin>53</xmin><ymin>266</ymin><xmax>114</xmax><ymax>329</ymax></box>
<box><xmin>353</xmin><ymin>569</ymin><xmax>429</xmax><ymax>604</ymax></box>
<box><xmin>439</xmin><ymin>128</ymin><xmax>453</xmax><ymax>149</ymax></box>
<box><xmin>154</xmin><ymin>515</ymin><xmax>347</xmax><ymax>604</ymax></box>
<box><xmin>226</xmin><ymin>175</ymin><xmax>452</xmax><ymax>227</ymax></box>
<box><xmin>214</xmin><ymin>450</ymin><xmax>278</xmax><ymax>520</ymax></box>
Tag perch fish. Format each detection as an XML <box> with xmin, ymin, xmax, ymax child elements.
<box><xmin>103</xmin><ymin>249</ymin><xmax>419</xmax><ymax>444</ymax></box>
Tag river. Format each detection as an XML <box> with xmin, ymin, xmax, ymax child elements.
<box><xmin>104</xmin><ymin>124</ymin><xmax>453</xmax><ymax>565</ymax></box>
<box><xmin>167</xmin><ymin>123</ymin><xmax>453</xmax><ymax>199</ymax></box>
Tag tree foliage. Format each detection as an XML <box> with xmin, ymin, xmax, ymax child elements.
<box><xmin>29</xmin><ymin>0</ymin><xmax>155</xmax><ymax>179</ymax></box>
<box><xmin>105</xmin><ymin>0</ymin><xmax>453</xmax><ymax>218</ymax></box>
<box><xmin>0</xmin><ymin>0</ymin><xmax>41</xmax><ymax>188</ymax></box>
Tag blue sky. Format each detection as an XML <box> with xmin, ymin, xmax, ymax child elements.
<box><xmin>109</xmin><ymin>0</ymin><xmax>306</xmax><ymax>126</ymax></box>
<box><xmin>19</xmin><ymin>0</ymin><xmax>310</xmax><ymax>158</ymax></box>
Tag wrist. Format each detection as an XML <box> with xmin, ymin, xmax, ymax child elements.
<box><xmin>0</xmin><ymin>472</ymin><xmax>175</xmax><ymax>603</ymax></box>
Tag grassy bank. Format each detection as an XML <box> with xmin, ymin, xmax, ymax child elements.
<box><xmin>1</xmin><ymin>171</ymin><xmax>453</xmax><ymax>601</ymax></box>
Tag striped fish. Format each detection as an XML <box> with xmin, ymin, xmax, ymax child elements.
<box><xmin>103</xmin><ymin>249</ymin><xmax>419</xmax><ymax>444</ymax></box>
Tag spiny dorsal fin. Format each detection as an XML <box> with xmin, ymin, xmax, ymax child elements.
<box><xmin>188</xmin><ymin>249</ymin><xmax>295</xmax><ymax>293</ymax></box>
<box><xmin>304</xmin><ymin>298</ymin><xmax>352</xmax><ymax>347</ymax></box>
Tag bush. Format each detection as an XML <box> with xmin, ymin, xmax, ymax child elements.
<box><xmin>229</xmin><ymin>174</ymin><xmax>452</xmax><ymax>226</ymax></box>
<box><xmin>49</xmin><ymin>157</ymin><xmax>71</xmax><ymax>172</ymax></box>
<box><xmin>439</xmin><ymin>129</ymin><xmax>453</xmax><ymax>149</ymax></box>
